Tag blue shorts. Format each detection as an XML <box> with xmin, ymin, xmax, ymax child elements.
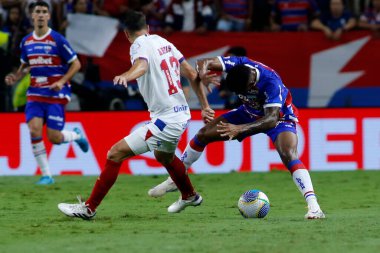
<box><xmin>222</xmin><ymin>105</ymin><xmax>297</xmax><ymax>143</ymax></box>
<box><xmin>25</xmin><ymin>101</ymin><xmax>65</xmax><ymax>131</ymax></box>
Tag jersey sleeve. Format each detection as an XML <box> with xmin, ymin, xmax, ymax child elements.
<box><xmin>217</xmin><ymin>56</ymin><xmax>248</xmax><ymax>71</ymax></box>
<box><xmin>130</xmin><ymin>41</ymin><xmax>149</xmax><ymax>64</ymax></box>
<box><xmin>56</xmin><ymin>34</ymin><xmax>77</xmax><ymax>64</ymax></box>
<box><xmin>263</xmin><ymin>81</ymin><xmax>284</xmax><ymax>108</ymax></box>
<box><xmin>20</xmin><ymin>39</ymin><xmax>28</xmax><ymax>64</ymax></box>
<box><xmin>171</xmin><ymin>43</ymin><xmax>185</xmax><ymax>63</ymax></box>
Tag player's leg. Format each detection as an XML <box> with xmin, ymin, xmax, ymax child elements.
<box><xmin>58</xmin><ymin>123</ymin><xmax>161</xmax><ymax>219</ymax></box>
<box><xmin>273</xmin><ymin>129</ymin><xmax>325</xmax><ymax>219</ymax></box>
<box><xmin>148</xmin><ymin>116</ymin><xmax>228</xmax><ymax>197</ymax></box>
<box><xmin>149</xmin><ymin>107</ymin><xmax>250</xmax><ymax>197</ymax></box>
<box><xmin>58</xmin><ymin>137</ymin><xmax>136</xmax><ymax>219</ymax></box>
<box><xmin>46</xmin><ymin>104</ymin><xmax>89</xmax><ymax>152</ymax></box>
<box><xmin>154</xmin><ymin>150</ymin><xmax>202</xmax><ymax>213</ymax></box>
<box><xmin>181</xmin><ymin>115</ymin><xmax>230</xmax><ymax>169</ymax></box>
<box><xmin>25</xmin><ymin>102</ymin><xmax>54</xmax><ymax>184</ymax></box>
<box><xmin>85</xmin><ymin>138</ymin><xmax>135</xmax><ymax>212</ymax></box>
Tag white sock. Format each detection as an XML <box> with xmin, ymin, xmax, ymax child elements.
<box><xmin>292</xmin><ymin>169</ymin><xmax>320</xmax><ymax>211</ymax></box>
<box><xmin>32</xmin><ymin>141</ymin><xmax>52</xmax><ymax>177</ymax></box>
<box><xmin>181</xmin><ymin>143</ymin><xmax>204</xmax><ymax>169</ymax></box>
<box><xmin>61</xmin><ymin>130</ymin><xmax>80</xmax><ymax>143</ymax></box>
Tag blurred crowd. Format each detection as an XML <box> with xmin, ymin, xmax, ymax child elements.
<box><xmin>0</xmin><ymin>0</ymin><xmax>380</xmax><ymax>112</ymax></box>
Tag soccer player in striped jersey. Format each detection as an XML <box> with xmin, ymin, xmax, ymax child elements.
<box><xmin>4</xmin><ymin>1</ymin><xmax>88</xmax><ymax>185</ymax></box>
<box><xmin>150</xmin><ymin>56</ymin><xmax>325</xmax><ymax>219</ymax></box>
<box><xmin>58</xmin><ymin>11</ymin><xmax>214</xmax><ymax>219</ymax></box>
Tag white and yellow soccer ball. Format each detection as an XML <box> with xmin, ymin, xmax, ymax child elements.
<box><xmin>238</xmin><ymin>189</ymin><xmax>270</xmax><ymax>218</ymax></box>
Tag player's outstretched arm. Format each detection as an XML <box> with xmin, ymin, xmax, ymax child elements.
<box><xmin>113</xmin><ymin>58</ymin><xmax>148</xmax><ymax>87</ymax></box>
<box><xmin>4</xmin><ymin>63</ymin><xmax>29</xmax><ymax>86</ymax></box>
<box><xmin>180</xmin><ymin>60</ymin><xmax>215</xmax><ymax>123</ymax></box>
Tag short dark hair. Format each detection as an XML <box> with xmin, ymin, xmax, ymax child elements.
<box><xmin>32</xmin><ymin>1</ymin><xmax>50</xmax><ymax>11</ymax></box>
<box><xmin>123</xmin><ymin>11</ymin><xmax>147</xmax><ymax>32</ymax></box>
<box><xmin>225</xmin><ymin>65</ymin><xmax>252</xmax><ymax>94</ymax></box>
<box><xmin>226</xmin><ymin>46</ymin><xmax>247</xmax><ymax>57</ymax></box>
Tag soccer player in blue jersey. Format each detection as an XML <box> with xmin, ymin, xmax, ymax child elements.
<box><xmin>4</xmin><ymin>1</ymin><xmax>88</xmax><ymax>185</ymax></box>
<box><xmin>150</xmin><ymin>56</ymin><xmax>325</xmax><ymax>219</ymax></box>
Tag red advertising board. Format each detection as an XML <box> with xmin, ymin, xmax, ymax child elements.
<box><xmin>1</xmin><ymin>109</ymin><xmax>379</xmax><ymax>175</ymax></box>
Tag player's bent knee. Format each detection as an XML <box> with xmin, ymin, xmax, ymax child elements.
<box><xmin>28</xmin><ymin>127</ymin><xmax>42</xmax><ymax>137</ymax></box>
<box><xmin>196</xmin><ymin>127</ymin><xmax>210</xmax><ymax>144</ymax></box>
<box><xmin>107</xmin><ymin>144</ymin><xmax>126</xmax><ymax>162</ymax></box>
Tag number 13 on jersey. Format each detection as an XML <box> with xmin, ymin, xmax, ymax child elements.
<box><xmin>160</xmin><ymin>56</ymin><xmax>182</xmax><ymax>95</ymax></box>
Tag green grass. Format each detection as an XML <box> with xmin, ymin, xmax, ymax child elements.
<box><xmin>0</xmin><ymin>171</ymin><xmax>379</xmax><ymax>253</ymax></box>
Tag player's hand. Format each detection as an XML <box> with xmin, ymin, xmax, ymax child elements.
<box><xmin>5</xmin><ymin>73</ymin><xmax>17</xmax><ymax>86</ymax></box>
<box><xmin>201</xmin><ymin>107</ymin><xmax>215</xmax><ymax>124</ymax></box>
<box><xmin>113</xmin><ymin>75</ymin><xmax>128</xmax><ymax>87</ymax></box>
<box><xmin>216</xmin><ymin>121</ymin><xmax>242</xmax><ymax>140</ymax></box>
<box><xmin>199</xmin><ymin>70</ymin><xmax>220</xmax><ymax>92</ymax></box>
<box><xmin>50</xmin><ymin>80</ymin><xmax>65</xmax><ymax>91</ymax></box>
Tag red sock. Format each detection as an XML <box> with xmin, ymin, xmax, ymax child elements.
<box><xmin>86</xmin><ymin>159</ymin><xmax>122</xmax><ymax>211</ymax></box>
<box><xmin>164</xmin><ymin>156</ymin><xmax>195</xmax><ymax>199</ymax></box>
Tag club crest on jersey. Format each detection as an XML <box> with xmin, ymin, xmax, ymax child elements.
<box><xmin>44</xmin><ymin>45</ymin><xmax>52</xmax><ymax>53</ymax></box>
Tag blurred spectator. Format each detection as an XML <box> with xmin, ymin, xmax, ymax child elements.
<box><xmin>2</xmin><ymin>5</ymin><xmax>28</xmax><ymax>62</ymax></box>
<box><xmin>358</xmin><ymin>0</ymin><xmax>380</xmax><ymax>36</ymax></box>
<box><xmin>139</xmin><ymin>0</ymin><xmax>166</xmax><ymax>32</ymax></box>
<box><xmin>216</xmin><ymin>0</ymin><xmax>253</xmax><ymax>31</ymax></box>
<box><xmin>98</xmin><ymin>0</ymin><xmax>137</xmax><ymax>19</ymax></box>
<box><xmin>315</xmin><ymin>0</ymin><xmax>331</xmax><ymax>14</ymax></box>
<box><xmin>270</xmin><ymin>0</ymin><xmax>320</xmax><ymax>31</ymax></box>
<box><xmin>251</xmin><ymin>0</ymin><xmax>272</xmax><ymax>31</ymax></box>
<box><xmin>59</xmin><ymin>0</ymin><xmax>94</xmax><ymax>33</ymax></box>
<box><xmin>311</xmin><ymin>0</ymin><xmax>356</xmax><ymax>40</ymax></box>
<box><xmin>164</xmin><ymin>0</ymin><xmax>214</xmax><ymax>33</ymax></box>
<box><xmin>0</xmin><ymin>3</ymin><xmax>5</xmax><ymax>26</ymax></box>
<box><xmin>218</xmin><ymin>46</ymin><xmax>246</xmax><ymax>109</ymax></box>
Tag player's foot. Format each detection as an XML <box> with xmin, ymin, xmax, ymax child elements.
<box><xmin>74</xmin><ymin>128</ymin><xmax>89</xmax><ymax>153</ymax></box>
<box><xmin>148</xmin><ymin>177</ymin><xmax>178</xmax><ymax>197</ymax></box>
<box><xmin>36</xmin><ymin>176</ymin><xmax>54</xmax><ymax>185</ymax></box>
<box><xmin>168</xmin><ymin>194</ymin><xmax>203</xmax><ymax>213</ymax></box>
<box><xmin>305</xmin><ymin>207</ymin><xmax>325</xmax><ymax>219</ymax></box>
<box><xmin>58</xmin><ymin>196</ymin><xmax>96</xmax><ymax>220</ymax></box>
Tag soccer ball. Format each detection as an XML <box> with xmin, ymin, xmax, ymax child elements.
<box><xmin>238</xmin><ymin>189</ymin><xmax>270</xmax><ymax>218</ymax></box>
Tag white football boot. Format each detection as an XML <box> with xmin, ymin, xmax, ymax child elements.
<box><xmin>148</xmin><ymin>177</ymin><xmax>178</xmax><ymax>197</ymax></box>
<box><xmin>168</xmin><ymin>194</ymin><xmax>203</xmax><ymax>213</ymax></box>
<box><xmin>305</xmin><ymin>206</ymin><xmax>326</xmax><ymax>219</ymax></box>
<box><xmin>58</xmin><ymin>196</ymin><xmax>96</xmax><ymax>220</ymax></box>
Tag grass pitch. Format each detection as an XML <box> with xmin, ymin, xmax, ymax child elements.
<box><xmin>0</xmin><ymin>171</ymin><xmax>379</xmax><ymax>253</ymax></box>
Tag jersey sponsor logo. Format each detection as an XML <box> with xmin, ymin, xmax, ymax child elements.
<box><xmin>48</xmin><ymin>115</ymin><xmax>64</xmax><ymax>122</ymax></box>
<box><xmin>158</xmin><ymin>45</ymin><xmax>172</xmax><ymax>56</ymax></box>
<box><xmin>29</xmin><ymin>56</ymin><xmax>53</xmax><ymax>65</ymax></box>
<box><xmin>173</xmin><ymin>105</ymin><xmax>188</xmax><ymax>113</ymax></box>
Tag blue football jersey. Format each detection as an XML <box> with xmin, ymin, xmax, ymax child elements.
<box><xmin>218</xmin><ymin>56</ymin><xmax>299</xmax><ymax>122</ymax></box>
<box><xmin>20</xmin><ymin>28</ymin><xmax>77</xmax><ymax>104</ymax></box>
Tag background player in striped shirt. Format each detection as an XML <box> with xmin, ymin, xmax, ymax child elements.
<box><xmin>150</xmin><ymin>56</ymin><xmax>325</xmax><ymax>219</ymax></box>
<box><xmin>58</xmin><ymin>11</ymin><xmax>214</xmax><ymax>219</ymax></box>
<box><xmin>4</xmin><ymin>1</ymin><xmax>88</xmax><ymax>185</ymax></box>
